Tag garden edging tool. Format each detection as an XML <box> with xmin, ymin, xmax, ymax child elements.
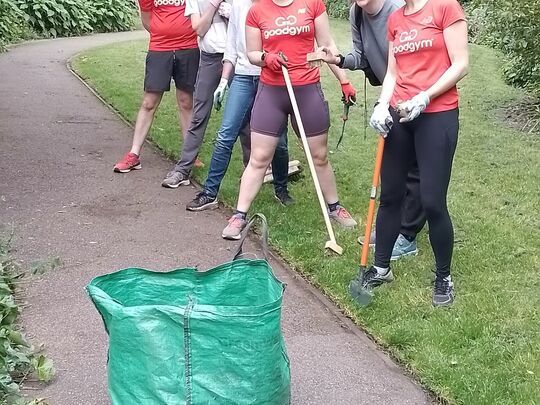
<box><xmin>349</xmin><ymin>135</ymin><xmax>385</xmax><ymax>305</ymax></box>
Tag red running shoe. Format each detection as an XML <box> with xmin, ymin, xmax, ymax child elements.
<box><xmin>114</xmin><ymin>152</ymin><xmax>141</xmax><ymax>173</ymax></box>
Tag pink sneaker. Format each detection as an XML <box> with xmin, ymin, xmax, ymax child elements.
<box><xmin>222</xmin><ymin>215</ymin><xmax>247</xmax><ymax>240</ymax></box>
<box><xmin>329</xmin><ymin>206</ymin><xmax>357</xmax><ymax>228</ymax></box>
<box><xmin>114</xmin><ymin>152</ymin><xmax>141</xmax><ymax>173</ymax></box>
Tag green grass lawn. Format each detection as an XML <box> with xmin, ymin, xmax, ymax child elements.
<box><xmin>72</xmin><ymin>20</ymin><xmax>540</xmax><ymax>405</ymax></box>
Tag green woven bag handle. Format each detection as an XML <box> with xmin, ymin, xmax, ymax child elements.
<box><xmin>232</xmin><ymin>213</ymin><xmax>269</xmax><ymax>261</ymax></box>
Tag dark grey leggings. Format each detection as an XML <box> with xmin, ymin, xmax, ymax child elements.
<box><xmin>374</xmin><ymin>108</ymin><xmax>459</xmax><ymax>277</ymax></box>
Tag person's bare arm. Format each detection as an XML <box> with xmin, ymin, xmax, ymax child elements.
<box><xmin>425</xmin><ymin>20</ymin><xmax>469</xmax><ymax>100</ymax></box>
<box><xmin>140</xmin><ymin>10</ymin><xmax>151</xmax><ymax>32</ymax></box>
<box><xmin>314</xmin><ymin>12</ymin><xmax>349</xmax><ymax>84</ymax></box>
<box><xmin>377</xmin><ymin>44</ymin><xmax>397</xmax><ymax>105</ymax></box>
<box><xmin>190</xmin><ymin>0</ymin><xmax>222</xmax><ymax>37</ymax></box>
<box><xmin>246</xmin><ymin>25</ymin><xmax>265</xmax><ymax>67</ymax></box>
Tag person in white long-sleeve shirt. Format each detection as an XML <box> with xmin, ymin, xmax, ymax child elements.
<box><xmin>186</xmin><ymin>0</ymin><xmax>293</xmax><ymax>212</ymax></box>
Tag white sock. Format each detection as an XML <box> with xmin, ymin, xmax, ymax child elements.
<box><xmin>374</xmin><ymin>266</ymin><xmax>389</xmax><ymax>275</ymax></box>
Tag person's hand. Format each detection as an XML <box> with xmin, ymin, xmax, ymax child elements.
<box><xmin>397</xmin><ymin>91</ymin><xmax>430</xmax><ymax>122</ymax></box>
<box><xmin>209</xmin><ymin>0</ymin><xmax>223</xmax><ymax>8</ymax></box>
<box><xmin>213</xmin><ymin>78</ymin><xmax>228</xmax><ymax>110</ymax></box>
<box><xmin>264</xmin><ymin>52</ymin><xmax>288</xmax><ymax>72</ymax></box>
<box><xmin>317</xmin><ymin>46</ymin><xmax>340</xmax><ymax>64</ymax></box>
<box><xmin>217</xmin><ymin>2</ymin><xmax>231</xmax><ymax>18</ymax></box>
<box><xmin>340</xmin><ymin>81</ymin><xmax>356</xmax><ymax>104</ymax></box>
<box><xmin>369</xmin><ymin>102</ymin><xmax>393</xmax><ymax>136</ymax></box>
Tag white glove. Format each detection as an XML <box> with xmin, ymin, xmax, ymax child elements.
<box><xmin>369</xmin><ymin>102</ymin><xmax>393</xmax><ymax>136</ymax></box>
<box><xmin>218</xmin><ymin>2</ymin><xmax>232</xmax><ymax>18</ymax></box>
<box><xmin>398</xmin><ymin>91</ymin><xmax>430</xmax><ymax>122</ymax></box>
<box><xmin>213</xmin><ymin>78</ymin><xmax>229</xmax><ymax>110</ymax></box>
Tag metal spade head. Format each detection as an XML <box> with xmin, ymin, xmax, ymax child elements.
<box><xmin>349</xmin><ymin>267</ymin><xmax>374</xmax><ymax>306</ymax></box>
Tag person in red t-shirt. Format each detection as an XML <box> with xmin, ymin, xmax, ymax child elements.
<box><xmin>361</xmin><ymin>0</ymin><xmax>468</xmax><ymax>306</ymax></box>
<box><xmin>221</xmin><ymin>0</ymin><xmax>358</xmax><ymax>240</ymax></box>
<box><xmin>113</xmin><ymin>0</ymin><xmax>199</xmax><ymax>174</ymax></box>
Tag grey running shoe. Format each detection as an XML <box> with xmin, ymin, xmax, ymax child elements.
<box><xmin>433</xmin><ymin>275</ymin><xmax>454</xmax><ymax>307</ymax></box>
<box><xmin>329</xmin><ymin>206</ymin><xmax>357</xmax><ymax>228</ymax></box>
<box><xmin>222</xmin><ymin>215</ymin><xmax>247</xmax><ymax>240</ymax></box>
<box><xmin>274</xmin><ymin>190</ymin><xmax>294</xmax><ymax>207</ymax></box>
<box><xmin>186</xmin><ymin>192</ymin><xmax>218</xmax><ymax>211</ymax></box>
<box><xmin>391</xmin><ymin>234</ymin><xmax>418</xmax><ymax>261</ymax></box>
<box><xmin>361</xmin><ymin>266</ymin><xmax>394</xmax><ymax>289</ymax></box>
<box><xmin>162</xmin><ymin>171</ymin><xmax>190</xmax><ymax>188</ymax></box>
<box><xmin>358</xmin><ymin>230</ymin><xmax>376</xmax><ymax>247</ymax></box>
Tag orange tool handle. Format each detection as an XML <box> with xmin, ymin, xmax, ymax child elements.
<box><xmin>360</xmin><ymin>136</ymin><xmax>385</xmax><ymax>267</ymax></box>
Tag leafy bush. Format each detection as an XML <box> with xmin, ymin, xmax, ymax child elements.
<box><xmin>0</xmin><ymin>236</ymin><xmax>54</xmax><ymax>404</ymax></box>
<box><xmin>325</xmin><ymin>0</ymin><xmax>350</xmax><ymax>19</ymax></box>
<box><xmin>88</xmin><ymin>0</ymin><xmax>136</xmax><ymax>33</ymax></box>
<box><xmin>480</xmin><ymin>0</ymin><xmax>540</xmax><ymax>97</ymax></box>
<box><xmin>0</xmin><ymin>0</ymin><xmax>33</xmax><ymax>50</ymax></box>
<box><xmin>13</xmin><ymin>0</ymin><xmax>135</xmax><ymax>38</ymax></box>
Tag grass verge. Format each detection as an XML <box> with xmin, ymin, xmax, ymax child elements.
<box><xmin>72</xmin><ymin>20</ymin><xmax>540</xmax><ymax>405</ymax></box>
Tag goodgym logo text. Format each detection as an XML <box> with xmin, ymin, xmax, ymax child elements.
<box><xmin>154</xmin><ymin>0</ymin><xmax>185</xmax><ymax>6</ymax></box>
<box><xmin>264</xmin><ymin>15</ymin><xmax>310</xmax><ymax>39</ymax></box>
<box><xmin>393</xmin><ymin>29</ymin><xmax>433</xmax><ymax>54</ymax></box>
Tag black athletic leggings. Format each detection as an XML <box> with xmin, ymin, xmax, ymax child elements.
<box><xmin>374</xmin><ymin>108</ymin><xmax>459</xmax><ymax>277</ymax></box>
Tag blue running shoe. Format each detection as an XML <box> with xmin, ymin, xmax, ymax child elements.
<box><xmin>390</xmin><ymin>234</ymin><xmax>418</xmax><ymax>261</ymax></box>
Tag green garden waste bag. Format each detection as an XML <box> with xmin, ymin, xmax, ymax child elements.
<box><xmin>86</xmin><ymin>214</ymin><xmax>290</xmax><ymax>405</ymax></box>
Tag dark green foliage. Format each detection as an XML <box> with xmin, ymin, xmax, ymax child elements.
<box><xmin>467</xmin><ymin>0</ymin><xmax>539</xmax><ymax>97</ymax></box>
<box><xmin>325</xmin><ymin>0</ymin><xmax>350</xmax><ymax>19</ymax></box>
<box><xmin>0</xmin><ymin>237</ymin><xmax>55</xmax><ymax>404</ymax></box>
<box><xmin>14</xmin><ymin>0</ymin><xmax>136</xmax><ymax>38</ymax></box>
<box><xmin>0</xmin><ymin>0</ymin><xmax>136</xmax><ymax>50</ymax></box>
<box><xmin>0</xmin><ymin>0</ymin><xmax>33</xmax><ymax>50</ymax></box>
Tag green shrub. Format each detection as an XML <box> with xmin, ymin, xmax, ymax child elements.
<box><xmin>14</xmin><ymin>0</ymin><xmax>135</xmax><ymax>38</ymax></box>
<box><xmin>87</xmin><ymin>0</ymin><xmax>136</xmax><ymax>33</ymax></box>
<box><xmin>0</xmin><ymin>0</ymin><xmax>33</xmax><ymax>50</ymax></box>
<box><xmin>14</xmin><ymin>0</ymin><xmax>93</xmax><ymax>37</ymax></box>
<box><xmin>468</xmin><ymin>0</ymin><xmax>540</xmax><ymax>97</ymax></box>
<box><xmin>325</xmin><ymin>0</ymin><xmax>350</xmax><ymax>19</ymax></box>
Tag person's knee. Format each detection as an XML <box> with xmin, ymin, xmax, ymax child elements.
<box><xmin>177</xmin><ymin>90</ymin><xmax>193</xmax><ymax>111</ymax></box>
<box><xmin>421</xmin><ymin>195</ymin><xmax>447</xmax><ymax>221</ymax></box>
<box><xmin>214</xmin><ymin>135</ymin><xmax>236</xmax><ymax>152</ymax></box>
<box><xmin>311</xmin><ymin>147</ymin><xmax>328</xmax><ymax>166</ymax></box>
<box><xmin>141</xmin><ymin>94</ymin><xmax>160</xmax><ymax>112</ymax></box>
<box><xmin>379</xmin><ymin>188</ymin><xmax>405</xmax><ymax>209</ymax></box>
<box><xmin>249</xmin><ymin>149</ymin><xmax>273</xmax><ymax>170</ymax></box>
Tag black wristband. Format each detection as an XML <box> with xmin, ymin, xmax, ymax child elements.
<box><xmin>337</xmin><ymin>54</ymin><xmax>345</xmax><ymax>68</ymax></box>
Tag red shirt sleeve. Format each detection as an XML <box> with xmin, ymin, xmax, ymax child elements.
<box><xmin>437</xmin><ymin>0</ymin><xmax>466</xmax><ymax>29</ymax></box>
<box><xmin>138</xmin><ymin>0</ymin><xmax>153</xmax><ymax>12</ymax></box>
<box><xmin>246</xmin><ymin>4</ymin><xmax>259</xmax><ymax>28</ymax></box>
<box><xmin>312</xmin><ymin>0</ymin><xmax>326</xmax><ymax>19</ymax></box>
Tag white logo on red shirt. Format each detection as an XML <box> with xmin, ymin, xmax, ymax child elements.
<box><xmin>153</xmin><ymin>0</ymin><xmax>185</xmax><ymax>6</ymax></box>
<box><xmin>399</xmin><ymin>29</ymin><xmax>418</xmax><ymax>42</ymax></box>
<box><xmin>421</xmin><ymin>16</ymin><xmax>434</xmax><ymax>24</ymax></box>
<box><xmin>263</xmin><ymin>15</ymin><xmax>310</xmax><ymax>39</ymax></box>
<box><xmin>394</xmin><ymin>29</ymin><xmax>433</xmax><ymax>54</ymax></box>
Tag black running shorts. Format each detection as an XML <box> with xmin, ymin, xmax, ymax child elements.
<box><xmin>144</xmin><ymin>48</ymin><xmax>200</xmax><ymax>93</ymax></box>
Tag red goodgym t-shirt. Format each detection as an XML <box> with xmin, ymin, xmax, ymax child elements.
<box><xmin>246</xmin><ymin>0</ymin><xmax>325</xmax><ymax>86</ymax></box>
<box><xmin>387</xmin><ymin>0</ymin><xmax>465</xmax><ymax>112</ymax></box>
<box><xmin>138</xmin><ymin>0</ymin><xmax>198</xmax><ymax>52</ymax></box>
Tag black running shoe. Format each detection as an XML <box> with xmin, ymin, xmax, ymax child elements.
<box><xmin>274</xmin><ymin>190</ymin><xmax>294</xmax><ymax>206</ymax></box>
<box><xmin>361</xmin><ymin>266</ymin><xmax>394</xmax><ymax>289</ymax></box>
<box><xmin>432</xmin><ymin>275</ymin><xmax>454</xmax><ymax>307</ymax></box>
<box><xmin>186</xmin><ymin>192</ymin><xmax>218</xmax><ymax>211</ymax></box>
